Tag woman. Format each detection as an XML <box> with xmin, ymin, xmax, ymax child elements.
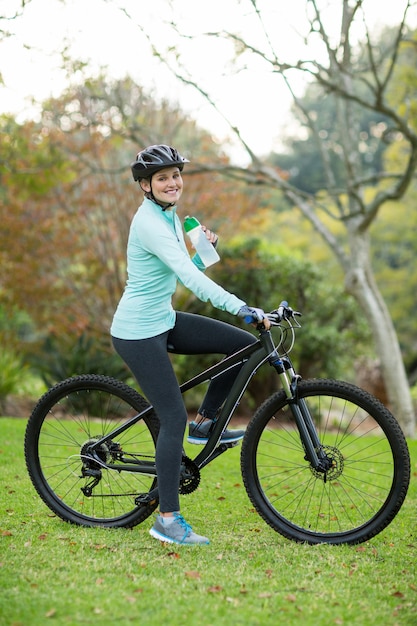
<box><xmin>111</xmin><ymin>144</ymin><xmax>270</xmax><ymax>545</ymax></box>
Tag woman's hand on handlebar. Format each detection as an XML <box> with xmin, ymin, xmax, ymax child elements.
<box><xmin>237</xmin><ymin>301</ymin><xmax>301</xmax><ymax>330</ymax></box>
<box><xmin>237</xmin><ymin>305</ymin><xmax>271</xmax><ymax>330</ymax></box>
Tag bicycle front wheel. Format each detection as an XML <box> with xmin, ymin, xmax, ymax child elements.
<box><xmin>25</xmin><ymin>375</ymin><xmax>160</xmax><ymax>528</ymax></box>
<box><xmin>241</xmin><ymin>379</ymin><xmax>410</xmax><ymax>545</ymax></box>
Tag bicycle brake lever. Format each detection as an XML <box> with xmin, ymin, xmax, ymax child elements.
<box><xmin>265</xmin><ymin>313</ymin><xmax>281</xmax><ymax>326</ymax></box>
<box><xmin>270</xmin><ymin>302</ymin><xmax>302</xmax><ymax>322</ymax></box>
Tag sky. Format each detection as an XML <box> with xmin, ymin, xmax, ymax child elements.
<box><xmin>1</xmin><ymin>0</ymin><xmax>416</xmax><ymax>161</ymax></box>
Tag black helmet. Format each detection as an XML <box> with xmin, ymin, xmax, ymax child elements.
<box><xmin>131</xmin><ymin>144</ymin><xmax>189</xmax><ymax>181</ymax></box>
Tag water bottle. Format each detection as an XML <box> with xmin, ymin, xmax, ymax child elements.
<box><xmin>184</xmin><ymin>216</ymin><xmax>220</xmax><ymax>267</ymax></box>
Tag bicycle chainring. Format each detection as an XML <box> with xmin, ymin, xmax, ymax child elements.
<box><xmin>179</xmin><ymin>455</ymin><xmax>201</xmax><ymax>495</ymax></box>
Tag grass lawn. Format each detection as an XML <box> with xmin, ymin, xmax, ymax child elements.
<box><xmin>1</xmin><ymin>416</ymin><xmax>416</xmax><ymax>626</ymax></box>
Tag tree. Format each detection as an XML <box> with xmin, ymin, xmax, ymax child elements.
<box><xmin>270</xmin><ymin>80</ymin><xmax>390</xmax><ymax>194</ymax></box>
<box><xmin>0</xmin><ymin>75</ymin><xmax>272</xmax><ymax>344</ymax></box>
<box><xmin>130</xmin><ymin>0</ymin><xmax>417</xmax><ymax>435</ymax></box>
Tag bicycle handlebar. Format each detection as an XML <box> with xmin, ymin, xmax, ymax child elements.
<box><xmin>267</xmin><ymin>301</ymin><xmax>302</xmax><ymax>325</ymax></box>
<box><xmin>242</xmin><ymin>301</ymin><xmax>301</xmax><ymax>329</ymax></box>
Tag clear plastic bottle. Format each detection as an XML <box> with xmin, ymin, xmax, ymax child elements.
<box><xmin>184</xmin><ymin>216</ymin><xmax>220</xmax><ymax>267</ymax></box>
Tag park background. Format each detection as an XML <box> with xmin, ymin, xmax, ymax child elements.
<box><xmin>0</xmin><ymin>2</ymin><xmax>416</xmax><ymax>624</ymax></box>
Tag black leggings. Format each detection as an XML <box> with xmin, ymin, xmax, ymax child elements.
<box><xmin>112</xmin><ymin>312</ymin><xmax>256</xmax><ymax>512</ymax></box>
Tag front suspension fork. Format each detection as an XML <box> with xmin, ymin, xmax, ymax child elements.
<box><xmin>271</xmin><ymin>355</ymin><xmax>331</xmax><ymax>473</ymax></box>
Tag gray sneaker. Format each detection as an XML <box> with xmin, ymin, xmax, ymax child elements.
<box><xmin>149</xmin><ymin>513</ymin><xmax>210</xmax><ymax>545</ymax></box>
<box><xmin>187</xmin><ymin>420</ymin><xmax>245</xmax><ymax>445</ymax></box>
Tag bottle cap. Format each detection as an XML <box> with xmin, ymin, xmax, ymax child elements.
<box><xmin>184</xmin><ymin>215</ymin><xmax>200</xmax><ymax>232</ymax></box>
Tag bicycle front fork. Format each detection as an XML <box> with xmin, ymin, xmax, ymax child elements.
<box><xmin>271</xmin><ymin>355</ymin><xmax>333</xmax><ymax>474</ymax></box>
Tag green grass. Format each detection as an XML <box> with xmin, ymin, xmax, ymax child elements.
<box><xmin>1</xmin><ymin>417</ymin><xmax>416</xmax><ymax>626</ymax></box>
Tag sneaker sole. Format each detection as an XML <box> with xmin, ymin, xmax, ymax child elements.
<box><xmin>149</xmin><ymin>527</ymin><xmax>209</xmax><ymax>545</ymax></box>
<box><xmin>187</xmin><ymin>435</ymin><xmax>244</xmax><ymax>445</ymax></box>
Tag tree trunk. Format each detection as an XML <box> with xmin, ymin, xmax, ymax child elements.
<box><xmin>344</xmin><ymin>227</ymin><xmax>415</xmax><ymax>437</ymax></box>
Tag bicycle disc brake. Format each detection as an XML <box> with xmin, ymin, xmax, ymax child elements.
<box><xmin>179</xmin><ymin>456</ymin><xmax>200</xmax><ymax>494</ymax></box>
<box><xmin>309</xmin><ymin>445</ymin><xmax>344</xmax><ymax>482</ymax></box>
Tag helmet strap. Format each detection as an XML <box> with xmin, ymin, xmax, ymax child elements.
<box><xmin>142</xmin><ymin>177</ymin><xmax>175</xmax><ymax>210</ymax></box>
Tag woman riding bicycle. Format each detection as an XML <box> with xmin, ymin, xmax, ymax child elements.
<box><xmin>111</xmin><ymin>144</ymin><xmax>270</xmax><ymax>545</ymax></box>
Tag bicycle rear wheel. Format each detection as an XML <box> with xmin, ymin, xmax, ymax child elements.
<box><xmin>25</xmin><ymin>375</ymin><xmax>159</xmax><ymax>528</ymax></box>
<box><xmin>241</xmin><ymin>379</ymin><xmax>410</xmax><ymax>544</ymax></box>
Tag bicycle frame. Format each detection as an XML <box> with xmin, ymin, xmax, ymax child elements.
<box><xmin>88</xmin><ymin>325</ymin><xmax>330</xmax><ymax>484</ymax></box>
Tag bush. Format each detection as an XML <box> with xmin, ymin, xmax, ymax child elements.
<box><xmin>0</xmin><ymin>349</ymin><xmax>26</xmax><ymax>412</ymax></box>
<box><xmin>31</xmin><ymin>333</ymin><xmax>131</xmax><ymax>388</ymax></box>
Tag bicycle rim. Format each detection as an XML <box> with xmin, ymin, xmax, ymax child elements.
<box><xmin>241</xmin><ymin>379</ymin><xmax>410</xmax><ymax>544</ymax></box>
<box><xmin>25</xmin><ymin>375</ymin><xmax>159</xmax><ymax>528</ymax></box>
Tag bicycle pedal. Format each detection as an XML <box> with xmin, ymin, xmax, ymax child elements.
<box><xmin>218</xmin><ymin>440</ymin><xmax>239</xmax><ymax>450</ymax></box>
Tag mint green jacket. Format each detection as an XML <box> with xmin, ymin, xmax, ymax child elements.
<box><xmin>110</xmin><ymin>198</ymin><xmax>245</xmax><ymax>340</ymax></box>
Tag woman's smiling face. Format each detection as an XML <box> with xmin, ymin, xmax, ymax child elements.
<box><xmin>140</xmin><ymin>166</ymin><xmax>183</xmax><ymax>206</ymax></box>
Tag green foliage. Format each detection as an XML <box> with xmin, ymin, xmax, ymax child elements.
<box><xmin>0</xmin><ymin>349</ymin><xmax>25</xmax><ymax>410</ymax></box>
<box><xmin>1</xmin><ymin>418</ymin><xmax>416</xmax><ymax>626</ymax></box>
<box><xmin>31</xmin><ymin>333</ymin><xmax>131</xmax><ymax>388</ymax></box>
<box><xmin>0</xmin><ymin>307</ymin><xmax>34</xmax><ymax>409</ymax></box>
<box><xmin>387</xmin><ymin>30</ymin><xmax>417</xmax><ymax>132</ymax></box>
<box><xmin>0</xmin><ymin>304</ymin><xmax>35</xmax><ymax>346</ymax></box>
<box><xmin>269</xmin><ymin>81</ymin><xmax>389</xmax><ymax>195</ymax></box>
<box><xmin>268</xmin><ymin>25</ymin><xmax>417</xmax><ymax>197</ymax></box>
<box><xmin>370</xmin><ymin>191</ymin><xmax>417</xmax><ymax>372</ymax></box>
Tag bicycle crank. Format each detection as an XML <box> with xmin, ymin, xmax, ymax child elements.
<box><xmin>179</xmin><ymin>455</ymin><xmax>201</xmax><ymax>494</ymax></box>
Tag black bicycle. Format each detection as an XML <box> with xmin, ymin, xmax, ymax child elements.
<box><xmin>24</xmin><ymin>302</ymin><xmax>410</xmax><ymax>545</ymax></box>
